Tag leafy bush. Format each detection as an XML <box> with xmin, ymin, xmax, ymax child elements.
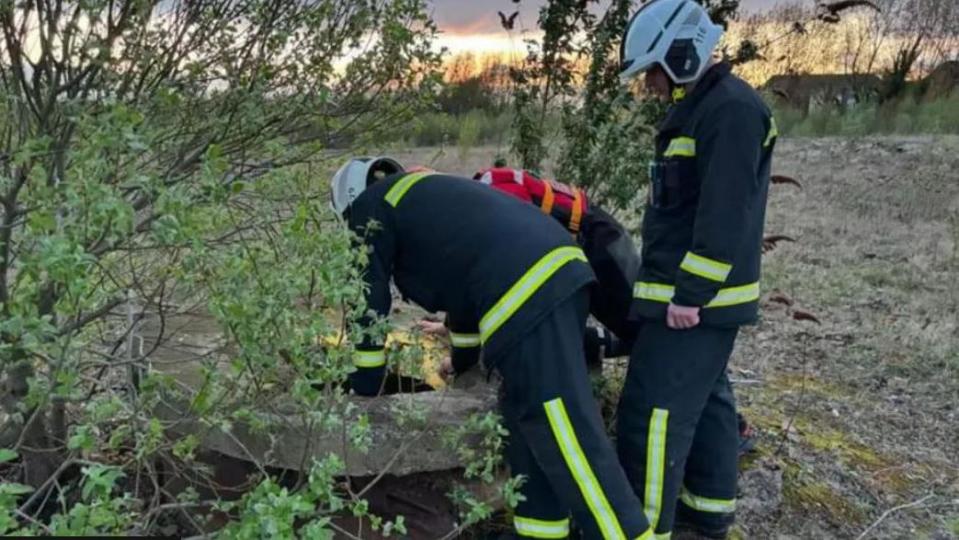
<box><xmin>402</xmin><ymin>110</ymin><xmax>515</xmax><ymax>148</ymax></box>
<box><xmin>771</xmin><ymin>95</ymin><xmax>959</xmax><ymax>137</ymax></box>
<box><xmin>0</xmin><ymin>0</ymin><xmax>449</xmax><ymax>536</ymax></box>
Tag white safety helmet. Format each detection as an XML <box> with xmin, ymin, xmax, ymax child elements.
<box><xmin>620</xmin><ymin>0</ymin><xmax>723</xmax><ymax>85</ymax></box>
<box><xmin>330</xmin><ymin>156</ymin><xmax>405</xmax><ymax>215</ymax></box>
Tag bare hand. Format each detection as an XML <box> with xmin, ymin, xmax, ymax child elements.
<box><xmin>667</xmin><ymin>303</ymin><xmax>701</xmax><ymax>330</ymax></box>
<box><xmin>416</xmin><ymin>319</ymin><xmax>448</xmax><ymax>336</ymax></box>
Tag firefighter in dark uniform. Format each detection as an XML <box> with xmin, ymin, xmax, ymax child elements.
<box><xmin>413</xmin><ymin>165</ymin><xmax>641</xmax><ymax>366</ymax></box>
<box><xmin>617</xmin><ymin>0</ymin><xmax>778</xmax><ymax>538</ymax></box>
<box><xmin>330</xmin><ymin>158</ymin><xmax>656</xmax><ymax>540</ymax></box>
<box><xmin>470</xmin><ymin>166</ymin><xmax>641</xmax><ymax>362</ymax></box>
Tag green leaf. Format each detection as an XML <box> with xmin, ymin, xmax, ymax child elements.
<box><xmin>68</xmin><ymin>425</ymin><xmax>96</xmax><ymax>452</ymax></box>
<box><xmin>0</xmin><ymin>448</ymin><xmax>18</xmax><ymax>463</ymax></box>
<box><xmin>0</xmin><ymin>483</ymin><xmax>34</xmax><ymax>496</ymax></box>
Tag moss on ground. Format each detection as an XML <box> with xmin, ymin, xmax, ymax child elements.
<box><xmin>782</xmin><ymin>466</ymin><xmax>867</xmax><ymax>526</ymax></box>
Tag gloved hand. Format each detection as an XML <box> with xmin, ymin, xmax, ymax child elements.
<box><xmin>584</xmin><ymin>325</ymin><xmax>635</xmax><ymax>367</ymax></box>
<box><xmin>583</xmin><ymin>326</ymin><xmax>609</xmax><ymax>368</ymax></box>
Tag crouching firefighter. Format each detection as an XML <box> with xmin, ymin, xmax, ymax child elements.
<box><xmin>617</xmin><ymin>1</ymin><xmax>778</xmax><ymax>538</ymax></box>
<box><xmin>331</xmin><ymin>157</ymin><xmax>656</xmax><ymax>540</ymax></box>
<box><xmin>472</xmin><ymin>166</ymin><xmax>641</xmax><ymax>364</ymax></box>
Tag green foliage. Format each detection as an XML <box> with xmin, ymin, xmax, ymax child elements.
<box><xmin>557</xmin><ymin>0</ymin><xmax>661</xmax><ymax>211</ymax></box>
<box><xmin>949</xmin><ymin>516</ymin><xmax>959</xmax><ymax>537</ymax></box>
<box><xmin>509</xmin><ymin>0</ymin><xmax>747</xmax><ymax>187</ymax></box>
<box><xmin>0</xmin><ymin>480</ymin><xmax>34</xmax><ymax>535</ymax></box>
<box><xmin>48</xmin><ymin>497</ymin><xmax>139</xmax><ymax>536</ymax></box>
<box><xmin>438</xmin><ymin>76</ymin><xmax>510</xmax><ymax>116</ymax></box>
<box><xmin>509</xmin><ymin>0</ymin><xmax>596</xmax><ymax>170</ymax></box>
<box><xmin>443</xmin><ymin>411</ymin><xmax>525</xmax><ymax>530</ymax></box>
<box><xmin>219</xmin><ymin>455</ymin><xmax>408</xmax><ymax>539</ymax></box>
<box><xmin>771</xmin><ymin>95</ymin><xmax>959</xmax><ymax>136</ymax></box>
<box><xmin>458</xmin><ymin>113</ymin><xmax>482</xmax><ymax>163</ymax></box>
<box><xmin>80</xmin><ymin>464</ymin><xmax>125</xmax><ymax>502</ymax></box>
<box><xmin>397</xmin><ymin>110</ymin><xmax>516</xmax><ymax>148</ymax></box>
<box><xmin>0</xmin><ymin>0</ymin><xmax>442</xmax><ymax>536</ymax></box>
<box><xmin>444</xmin><ymin>412</ymin><xmax>509</xmax><ymax>483</ymax></box>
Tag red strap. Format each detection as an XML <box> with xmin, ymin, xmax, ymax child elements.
<box><xmin>569</xmin><ymin>188</ymin><xmax>584</xmax><ymax>233</ymax></box>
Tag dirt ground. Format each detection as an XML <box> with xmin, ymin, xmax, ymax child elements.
<box><xmin>391</xmin><ymin>137</ymin><xmax>959</xmax><ymax>539</ymax></box>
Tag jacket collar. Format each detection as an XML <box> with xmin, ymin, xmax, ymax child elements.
<box><xmin>659</xmin><ymin>62</ymin><xmax>732</xmax><ymax>134</ymax></box>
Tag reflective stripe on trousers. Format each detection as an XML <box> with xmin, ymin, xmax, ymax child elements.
<box><xmin>679</xmin><ymin>487</ymin><xmax>736</xmax><ymax>514</ymax></box>
<box><xmin>544</xmin><ymin>397</ymin><xmax>627</xmax><ymax>540</ymax></box>
<box><xmin>644</xmin><ymin>409</ymin><xmax>669</xmax><ymax>529</ymax></box>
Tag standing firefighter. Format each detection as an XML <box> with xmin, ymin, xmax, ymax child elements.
<box><xmin>330</xmin><ymin>158</ymin><xmax>655</xmax><ymax>539</ymax></box>
<box><xmin>618</xmin><ymin>0</ymin><xmax>777</xmax><ymax>538</ymax></box>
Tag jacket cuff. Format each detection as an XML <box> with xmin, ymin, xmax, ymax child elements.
<box><xmin>353</xmin><ymin>348</ymin><xmax>386</xmax><ymax>368</ymax></box>
<box><xmin>350</xmin><ymin>366</ymin><xmax>386</xmax><ymax>396</ymax></box>
<box><xmin>450</xmin><ymin>340</ymin><xmax>481</xmax><ymax>374</ymax></box>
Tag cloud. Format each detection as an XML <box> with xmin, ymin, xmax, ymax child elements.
<box><xmin>429</xmin><ymin>0</ymin><xmax>543</xmax><ymax>36</ymax></box>
<box><xmin>429</xmin><ymin>0</ymin><xmax>789</xmax><ymax>37</ymax></box>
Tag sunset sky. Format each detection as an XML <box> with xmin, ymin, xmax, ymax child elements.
<box><xmin>430</xmin><ymin>0</ymin><xmax>792</xmax><ymax>55</ymax></box>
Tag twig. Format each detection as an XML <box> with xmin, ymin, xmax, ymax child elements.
<box><xmin>776</xmin><ymin>332</ymin><xmax>810</xmax><ymax>456</ymax></box>
<box><xmin>15</xmin><ymin>508</ymin><xmax>52</xmax><ymax>534</ymax></box>
<box><xmin>17</xmin><ymin>458</ymin><xmax>79</xmax><ymax>515</ymax></box>
<box><xmin>354</xmin><ymin>385</ymin><xmax>451</xmax><ymax>500</ymax></box>
<box><xmin>142</xmin><ymin>501</ymin><xmax>209</xmax><ymax>524</ymax></box>
<box><xmin>855</xmin><ymin>494</ymin><xmax>935</xmax><ymax>540</ymax></box>
<box><xmin>327</xmin><ymin>520</ymin><xmax>365</xmax><ymax>540</ymax></box>
<box><xmin>436</xmin><ymin>491</ymin><xmax>509</xmax><ymax>540</ymax></box>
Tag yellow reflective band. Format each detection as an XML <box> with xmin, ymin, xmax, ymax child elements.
<box><xmin>544</xmin><ymin>398</ymin><xmax>626</xmax><ymax>540</ymax></box>
<box><xmin>764</xmin><ymin>117</ymin><xmax>779</xmax><ymax>147</ymax></box>
<box><xmin>663</xmin><ymin>137</ymin><xmax>696</xmax><ymax>157</ymax></box>
<box><xmin>450</xmin><ymin>332</ymin><xmax>481</xmax><ymax>348</ymax></box>
<box><xmin>680</xmin><ymin>487</ymin><xmax>736</xmax><ymax>514</ymax></box>
<box><xmin>353</xmin><ymin>349</ymin><xmax>386</xmax><ymax>368</ymax></box>
<box><xmin>514</xmin><ymin>517</ymin><xmax>570</xmax><ymax>539</ymax></box>
<box><xmin>672</xmin><ymin>87</ymin><xmax>686</xmax><ymax>102</ymax></box>
<box><xmin>633</xmin><ymin>282</ymin><xmax>761</xmax><ymax>308</ymax></box>
<box><xmin>480</xmin><ymin>246</ymin><xmax>587</xmax><ymax>343</ymax></box>
<box><xmin>707</xmin><ymin>282</ymin><xmax>761</xmax><ymax>307</ymax></box>
<box><xmin>632</xmin><ymin>282</ymin><xmax>674</xmax><ymax>303</ymax></box>
<box><xmin>654</xmin><ymin>534</ymin><xmax>672</xmax><ymax>540</ymax></box>
<box><xmin>384</xmin><ymin>171</ymin><xmax>432</xmax><ymax>207</ymax></box>
<box><xmin>680</xmin><ymin>252</ymin><xmax>733</xmax><ymax>283</ymax></box>
<box><xmin>644</xmin><ymin>408</ymin><xmax>669</xmax><ymax>529</ymax></box>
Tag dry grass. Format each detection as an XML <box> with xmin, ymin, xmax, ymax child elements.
<box><xmin>736</xmin><ymin>135</ymin><xmax>959</xmax><ymax>538</ymax></box>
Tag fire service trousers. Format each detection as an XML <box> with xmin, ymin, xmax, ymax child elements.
<box><xmin>616</xmin><ymin>321</ymin><xmax>740</xmax><ymax>539</ymax></box>
<box><xmin>496</xmin><ymin>288</ymin><xmax>653</xmax><ymax>540</ymax></box>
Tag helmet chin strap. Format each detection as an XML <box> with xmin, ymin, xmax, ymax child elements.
<box><xmin>669</xmin><ymin>56</ymin><xmax>719</xmax><ymax>103</ymax></box>
<box><xmin>671</xmin><ymin>86</ymin><xmax>686</xmax><ymax>103</ymax></box>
